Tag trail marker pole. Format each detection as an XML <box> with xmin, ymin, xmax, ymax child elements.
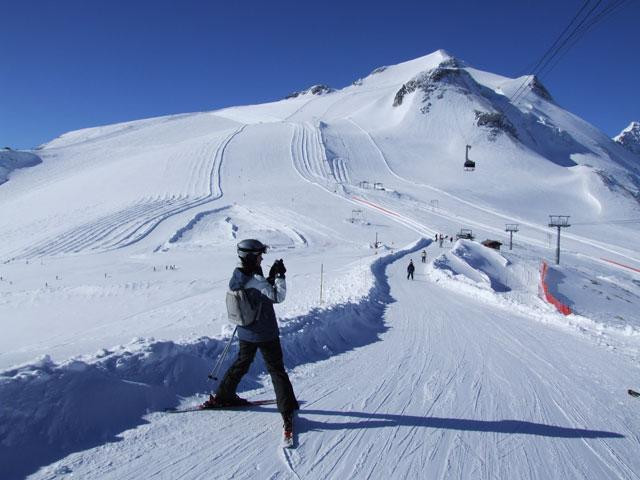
<box><xmin>505</xmin><ymin>224</ymin><xmax>519</xmax><ymax>250</ymax></box>
<box><xmin>548</xmin><ymin>215</ymin><xmax>571</xmax><ymax>265</ymax></box>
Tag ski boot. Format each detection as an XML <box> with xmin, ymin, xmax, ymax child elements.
<box><xmin>282</xmin><ymin>410</ymin><xmax>295</xmax><ymax>448</ymax></box>
<box><xmin>201</xmin><ymin>394</ymin><xmax>251</xmax><ymax>409</ymax></box>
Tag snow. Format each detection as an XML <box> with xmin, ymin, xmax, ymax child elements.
<box><xmin>431</xmin><ymin>239</ymin><xmax>511</xmax><ymax>292</ymax></box>
<box><xmin>0</xmin><ymin>149</ymin><xmax>41</xmax><ymax>185</ymax></box>
<box><xmin>2</xmin><ymin>50</ymin><xmax>640</xmax><ymax>479</ymax></box>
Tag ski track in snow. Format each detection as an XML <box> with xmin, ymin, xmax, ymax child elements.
<box><xmin>15</xmin><ymin>241</ymin><xmax>640</xmax><ymax>480</ymax></box>
<box><xmin>12</xmin><ymin>126</ymin><xmax>246</xmax><ymax>259</ymax></box>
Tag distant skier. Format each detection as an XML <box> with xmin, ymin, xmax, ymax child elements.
<box><xmin>421</xmin><ymin>250</ymin><xmax>427</xmax><ymax>263</ymax></box>
<box><xmin>407</xmin><ymin>259</ymin><xmax>415</xmax><ymax>280</ymax></box>
<box><xmin>438</xmin><ymin>234</ymin><xmax>444</xmax><ymax>248</ymax></box>
<box><xmin>203</xmin><ymin>239</ymin><xmax>299</xmax><ymax>441</ymax></box>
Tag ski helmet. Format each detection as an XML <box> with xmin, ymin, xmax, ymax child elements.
<box><xmin>237</xmin><ymin>239</ymin><xmax>268</xmax><ymax>259</ymax></box>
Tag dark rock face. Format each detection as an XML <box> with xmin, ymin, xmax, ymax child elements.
<box><xmin>474</xmin><ymin>110</ymin><xmax>518</xmax><ymax>141</ymax></box>
<box><xmin>614</xmin><ymin>122</ymin><xmax>640</xmax><ymax>156</ymax></box>
<box><xmin>285</xmin><ymin>84</ymin><xmax>334</xmax><ymax>99</ymax></box>
<box><xmin>392</xmin><ymin>63</ymin><xmax>473</xmax><ymax>113</ymax></box>
<box><xmin>529</xmin><ymin>76</ymin><xmax>554</xmax><ymax>102</ymax></box>
<box><xmin>595</xmin><ymin>169</ymin><xmax>640</xmax><ymax>203</ymax></box>
<box><xmin>438</xmin><ymin>57</ymin><xmax>466</xmax><ymax>69</ymax></box>
<box><xmin>370</xmin><ymin>66</ymin><xmax>387</xmax><ymax>75</ymax></box>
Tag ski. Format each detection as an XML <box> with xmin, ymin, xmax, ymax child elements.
<box><xmin>164</xmin><ymin>399</ymin><xmax>277</xmax><ymax>413</ymax></box>
<box><xmin>628</xmin><ymin>389</ymin><xmax>640</xmax><ymax>398</ymax></box>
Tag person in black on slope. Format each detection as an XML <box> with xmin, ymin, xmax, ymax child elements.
<box><xmin>407</xmin><ymin>259</ymin><xmax>415</xmax><ymax>280</ymax></box>
<box><xmin>203</xmin><ymin>239</ymin><xmax>299</xmax><ymax>432</ymax></box>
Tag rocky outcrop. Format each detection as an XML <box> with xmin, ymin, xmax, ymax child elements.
<box><xmin>614</xmin><ymin>122</ymin><xmax>640</xmax><ymax>155</ymax></box>
<box><xmin>392</xmin><ymin>62</ymin><xmax>474</xmax><ymax>113</ymax></box>
<box><xmin>474</xmin><ymin>110</ymin><xmax>518</xmax><ymax>140</ymax></box>
<box><xmin>529</xmin><ymin>76</ymin><xmax>554</xmax><ymax>102</ymax></box>
<box><xmin>370</xmin><ymin>66</ymin><xmax>387</xmax><ymax>75</ymax></box>
<box><xmin>285</xmin><ymin>84</ymin><xmax>334</xmax><ymax>99</ymax></box>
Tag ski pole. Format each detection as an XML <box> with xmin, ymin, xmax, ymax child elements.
<box><xmin>208</xmin><ymin>326</ymin><xmax>237</xmax><ymax>380</ymax></box>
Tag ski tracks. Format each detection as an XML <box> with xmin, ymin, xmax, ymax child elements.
<box><xmin>289</xmin><ymin>121</ymin><xmax>351</xmax><ymax>191</ymax></box>
<box><xmin>14</xmin><ymin>126</ymin><xmax>246</xmax><ymax>258</ymax></box>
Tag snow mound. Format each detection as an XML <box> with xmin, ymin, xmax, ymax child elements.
<box><xmin>430</xmin><ymin>239</ymin><xmax>511</xmax><ymax>292</ymax></box>
<box><xmin>0</xmin><ymin>149</ymin><xmax>41</xmax><ymax>184</ymax></box>
<box><xmin>162</xmin><ymin>205</ymin><xmax>307</xmax><ymax>251</ymax></box>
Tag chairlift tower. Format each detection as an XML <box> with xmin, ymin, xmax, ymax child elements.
<box><xmin>548</xmin><ymin>215</ymin><xmax>570</xmax><ymax>265</ymax></box>
<box><xmin>505</xmin><ymin>224</ymin><xmax>519</xmax><ymax>250</ymax></box>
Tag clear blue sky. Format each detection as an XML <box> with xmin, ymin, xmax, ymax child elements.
<box><xmin>1</xmin><ymin>0</ymin><xmax>638</xmax><ymax>149</ymax></box>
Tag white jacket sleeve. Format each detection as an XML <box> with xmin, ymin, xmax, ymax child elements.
<box><xmin>246</xmin><ymin>275</ymin><xmax>286</xmax><ymax>303</ymax></box>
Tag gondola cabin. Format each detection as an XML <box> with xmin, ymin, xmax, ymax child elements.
<box><xmin>464</xmin><ymin>144</ymin><xmax>475</xmax><ymax>171</ymax></box>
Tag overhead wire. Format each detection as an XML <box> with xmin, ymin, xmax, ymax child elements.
<box><xmin>516</xmin><ymin>0</ymin><xmax>607</xmax><ymax>87</ymax></box>
<box><xmin>510</xmin><ymin>0</ymin><xmax>603</xmax><ymax>104</ymax></box>
<box><xmin>510</xmin><ymin>0</ymin><xmax>594</xmax><ymax>96</ymax></box>
<box><xmin>539</xmin><ymin>0</ymin><xmax>632</xmax><ymax>78</ymax></box>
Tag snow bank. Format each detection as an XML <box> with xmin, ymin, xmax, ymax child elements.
<box><xmin>539</xmin><ymin>261</ymin><xmax>572</xmax><ymax>315</ymax></box>
<box><xmin>161</xmin><ymin>205</ymin><xmax>307</xmax><ymax>252</ymax></box>
<box><xmin>426</xmin><ymin>243</ymin><xmax>640</xmax><ymax>357</ymax></box>
<box><xmin>541</xmin><ymin>260</ymin><xmax>640</xmax><ymax>334</ymax></box>
<box><xmin>0</xmin><ymin>338</ymin><xmax>220</xmax><ymax>479</ymax></box>
<box><xmin>0</xmin><ymin>239</ymin><xmax>429</xmax><ymax>479</ymax></box>
<box><xmin>430</xmin><ymin>239</ymin><xmax>511</xmax><ymax>292</ymax></box>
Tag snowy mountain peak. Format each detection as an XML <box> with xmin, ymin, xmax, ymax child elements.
<box><xmin>391</xmin><ymin>56</ymin><xmax>488</xmax><ymax>115</ymax></box>
<box><xmin>353</xmin><ymin>50</ymin><xmax>458</xmax><ymax>87</ymax></box>
<box><xmin>614</xmin><ymin>121</ymin><xmax>640</xmax><ymax>155</ymax></box>
<box><xmin>392</xmin><ymin>59</ymin><xmax>472</xmax><ymax>107</ymax></box>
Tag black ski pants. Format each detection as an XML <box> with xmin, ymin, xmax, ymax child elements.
<box><xmin>216</xmin><ymin>338</ymin><xmax>298</xmax><ymax>413</ymax></box>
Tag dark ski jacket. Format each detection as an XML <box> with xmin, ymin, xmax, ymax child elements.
<box><xmin>229</xmin><ymin>267</ymin><xmax>286</xmax><ymax>343</ymax></box>
<box><xmin>407</xmin><ymin>262</ymin><xmax>415</xmax><ymax>273</ymax></box>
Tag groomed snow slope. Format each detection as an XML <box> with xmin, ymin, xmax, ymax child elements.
<box><xmin>15</xmin><ymin>242</ymin><xmax>640</xmax><ymax>480</ymax></box>
<box><xmin>1</xmin><ymin>50</ymin><xmax>640</xmax><ymax>479</ymax></box>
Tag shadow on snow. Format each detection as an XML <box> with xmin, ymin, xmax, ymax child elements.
<box><xmin>294</xmin><ymin>409</ymin><xmax>623</xmax><ymax>439</ymax></box>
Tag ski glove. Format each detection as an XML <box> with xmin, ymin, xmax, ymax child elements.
<box><xmin>271</xmin><ymin>259</ymin><xmax>286</xmax><ymax>278</ymax></box>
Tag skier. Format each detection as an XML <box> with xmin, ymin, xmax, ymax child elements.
<box><xmin>421</xmin><ymin>250</ymin><xmax>427</xmax><ymax>263</ymax></box>
<box><xmin>407</xmin><ymin>259</ymin><xmax>415</xmax><ymax>280</ymax></box>
<box><xmin>203</xmin><ymin>239</ymin><xmax>299</xmax><ymax>441</ymax></box>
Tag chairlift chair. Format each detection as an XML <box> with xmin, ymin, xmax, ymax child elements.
<box><xmin>464</xmin><ymin>144</ymin><xmax>475</xmax><ymax>171</ymax></box>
